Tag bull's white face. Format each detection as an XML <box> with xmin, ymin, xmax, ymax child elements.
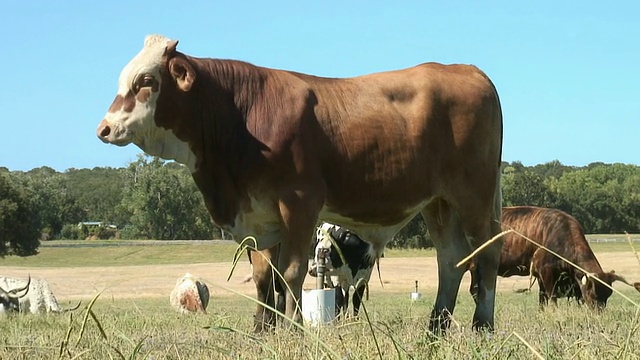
<box><xmin>97</xmin><ymin>35</ymin><xmax>168</xmax><ymax>147</ymax></box>
<box><xmin>97</xmin><ymin>35</ymin><xmax>197</xmax><ymax>171</ymax></box>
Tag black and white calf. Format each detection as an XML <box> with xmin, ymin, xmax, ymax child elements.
<box><xmin>309</xmin><ymin>223</ymin><xmax>378</xmax><ymax>317</ymax></box>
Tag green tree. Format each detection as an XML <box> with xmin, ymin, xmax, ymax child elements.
<box><xmin>0</xmin><ymin>174</ymin><xmax>40</xmax><ymax>256</ymax></box>
<box><xmin>120</xmin><ymin>155</ymin><xmax>217</xmax><ymax>240</ymax></box>
<box><xmin>501</xmin><ymin>167</ymin><xmax>558</xmax><ymax>208</ymax></box>
<box><xmin>553</xmin><ymin>163</ymin><xmax>640</xmax><ymax>233</ymax></box>
<box><xmin>530</xmin><ymin>160</ymin><xmax>575</xmax><ymax>179</ymax></box>
<box><xmin>389</xmin><ymin>214</ymin><xmax>431</xmax><ymax>248</ymax></box>
<box><xmin>65</xmin><ymin>167</ymin><xmax>127</xmax><ymax>226</ymax></box>
<box><xmin>12</xmin><ymin>167</ymin><xmax>85</xmax><ymax>239</ymax></box>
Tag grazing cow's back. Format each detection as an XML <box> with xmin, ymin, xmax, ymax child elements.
<box><xmin>97</xmin><ymin>35</ymin><xmax>503</xmax><ymax>333</ymax></box>
<box><xmin>0</xmin><ymin>276</ymin><xmax>79</xmax><ymax>314</ymax></box>
<box><xmin>309</xmin><ymin>222</ymin><xmax>377</xmax><ymax>317</ymax></box>
<box><xmin>472</xmin><ymin>206</ymin><xmax>640</xmax><ymax>308</ymax></box>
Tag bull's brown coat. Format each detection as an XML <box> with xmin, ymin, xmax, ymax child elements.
<box><xmin>97</xmin><ymin>35</ymin><xmax>504</xmax><ymax>332</ymax></box>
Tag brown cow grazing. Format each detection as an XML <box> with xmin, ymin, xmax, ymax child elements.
<box><xmin>97</xmin><ymin>34</ymin><xmax>504</xmax><ymax>333</ymax></box>
<box><xmin>471</xmin><ymin>206</ymin><xmax>640</xmax><ymax>309</ymax></box>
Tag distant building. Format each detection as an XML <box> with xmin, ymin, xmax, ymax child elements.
<box><xmin>78</xmin><ymin>222</ymin><xmax>117</xmax><ymax>230</ymax></box>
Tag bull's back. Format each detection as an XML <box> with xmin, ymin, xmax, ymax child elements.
<box><xmin>310</xmin><ymin>63</ymin><xmax>502</xmax><ymax>224</ymax></box>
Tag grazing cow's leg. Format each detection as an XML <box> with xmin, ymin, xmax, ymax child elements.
<box><xmin>343</xmin><ymin>286</ymin><xmax>351</xmax><ymax>317</ymax></box>
<box><xmin>277</xmin><ymin>189</ymin><xmax>321</xmax><ymax>326</ymax></box>
<box><xmin>249</xmin><ymin>247</ymin><xmax>280</xmax><ymax>332</ymax></box>
<box><xmin>422</xmin><ymin>201</ymin><xmax>472</xmax><ymax>333</ymax></box>
<box><xmin>534</xmin><ymin>268</ymin><xmax>554</xmax><ymax>308</ymax></box>
<box><xmin>334</xmin><ymin>285</ymin><xmax>345</xmax><ymax>318</ymax></box>
<box><xmin>468</xmin><ymin>264</ymin><xmax>480</xmax><ymax>304</ymax></box>
<box><xmin>352</xmin><ymin>284</ymin><xmax>366</xmax><ymax>317</ymax></box>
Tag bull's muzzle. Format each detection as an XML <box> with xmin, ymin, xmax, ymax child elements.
<box><xmin>96</xmin><ymin>119</ymin><xmax>112</xmax><ymax>143</ymax></box>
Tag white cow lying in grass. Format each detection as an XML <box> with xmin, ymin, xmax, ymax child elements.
<box><xmin>170</xmin><ymin>273</ymin><xmax>210</xmax><ymax>314</ymax></box>
<box><xmin>0</xmin><ymin>276</ymin><xmax>80</xmax><ymax>314</ymax></box>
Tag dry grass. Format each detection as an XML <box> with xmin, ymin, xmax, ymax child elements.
<box><xmin>1</xmin><ymin>291</ymin><xmax>640</xmax><ymax>359</ymax></box>
<box><xmin>1</xmin><ymin>238</ymin><xmax>639</xmax><ymax>359</ymax></box>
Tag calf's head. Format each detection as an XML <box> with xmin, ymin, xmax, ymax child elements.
<box><xmin>308</xmin><ymin>234</ymin><xmax>339</xmax><ymax>277</ymax></box>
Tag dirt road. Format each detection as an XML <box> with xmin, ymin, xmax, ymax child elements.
<box><xmin>0</xmin><ymin>252</ymin><xmax>638</xmax><ymax>301</ymax></box>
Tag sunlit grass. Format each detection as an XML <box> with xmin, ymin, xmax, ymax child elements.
<box><xmin>0</xmin><ymin>241</ymin><xmax>240</xmax><ymax>267</ymax></box>
<box><xmin>1</xmin><ymin>290</ymin><xmax>639</xmax><ymax>359</ymax></box>
<box><xmin>1</xmin><ymin>235</ymin><xmax>639</xmax><ymax>359</ymax></box>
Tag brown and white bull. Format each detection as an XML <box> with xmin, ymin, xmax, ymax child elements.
<box><xmin>471</xmin><ymin>206</ymin><xmax>640</xmax><ymax>308</ymax></box>
<box><xmin>97</xmin><ymin>35</ymin><xmax>504</xmax><ymax>333</ymax></box>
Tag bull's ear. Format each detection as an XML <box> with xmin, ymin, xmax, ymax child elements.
<box><xmin>168</xmin><ymin>57</ymin><xmax>195</xmax><ymax>92</ymax></box>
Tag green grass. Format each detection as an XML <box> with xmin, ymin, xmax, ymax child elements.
<box><xmin>1</xmin><ymin>236</ymin><xmax>634</xmax><ymax>268</ymax></box>
<box><xmin>1</xmin><ymin>241</ymin><xmax>241</xmax><ymax>267</ymax></box>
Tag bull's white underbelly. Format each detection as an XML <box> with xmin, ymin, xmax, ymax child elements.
<box><xmin>228</xmin><ymin>197</ymin><xmax>282</xmax><ymax>250</ymax></box>
<box><xmin>317</xmin><ymin>200</ymin><xmax>430</xmax><ymax>250</ymax></box>
<box><xmin>227</xmin><ymin>198</ymin><xmax>429</xmax><ymax>251</ymax></box>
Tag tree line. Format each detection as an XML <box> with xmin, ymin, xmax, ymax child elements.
<box><xmin>1</xmin><ymin>156</ymin><xmax>639</xmax><ymax>256</ymax></box>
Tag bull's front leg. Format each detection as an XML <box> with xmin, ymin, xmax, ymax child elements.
<box><xmin>249</xmin><ymin>247</ymin><xmax>279</xmax><ymax>332</ymax></box>
<box><xmin>277</xmin><ymin>188</ymin><xmax>322</xmax><ymax>327</ymax></box>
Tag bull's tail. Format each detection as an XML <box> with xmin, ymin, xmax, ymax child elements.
<box><xmin>376</xmin><ymin>257</ymin><xmax>384</xmax><ymax>289</ymax></box>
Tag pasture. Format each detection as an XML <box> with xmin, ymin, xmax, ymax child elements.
<box><xmin>1</xmin><ymin>239</ymin><xmax>639</xmax><ymax>359</ymax></box>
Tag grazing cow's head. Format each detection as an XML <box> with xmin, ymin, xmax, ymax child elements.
<box><xmin>579</xmin><ymin>270</ymin><xmax>640</xmax><ymax>309</ymax></box>
<box><xmin>0</xmin><ymin>276</ymin><xmax>30</xmax><ymax>313</ymax></box>
<box><xmin>96</xmin><ymin>35</ymin><xmax>197</xmax><ymax>169</ymax></box>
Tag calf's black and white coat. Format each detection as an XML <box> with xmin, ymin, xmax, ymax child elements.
<box><xmin>309</xmin><ymin>223</ymin><xmax>378</xmax><ymax>317</ymax></box>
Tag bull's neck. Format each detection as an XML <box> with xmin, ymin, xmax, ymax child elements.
<box><xmin>175</xmin><ymin>58</ymin><xmax>266</xmax><ymax>228</ymax></box>
<box><xmin>136</xmin><ymin>128</ymin><xmax>197</xmax><ymax>172</ymax></box>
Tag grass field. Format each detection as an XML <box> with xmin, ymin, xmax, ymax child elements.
<box><xmin>1</xmin><ymin>290</ymin><xmax>640</xmax><ymax>359</ymax></box>
<box><xmin>0</xmin><ymin>237</ymin><xmax>639</xmax><ymax>359</ymax></box>
<box><xmin>1</xmin><ymin>236</ymin><xmax>636</xmax><ymax>267</ymax></box>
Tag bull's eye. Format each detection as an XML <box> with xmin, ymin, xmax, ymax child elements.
<box><xmin>133</xmin><ymin>74</ymin><xmax>156</xmax><ymax>94</ymax></box>
<box><xmin>140</xmin><ymin>75</ymin><xmax>155</xmax><ymax>88</ymax></box>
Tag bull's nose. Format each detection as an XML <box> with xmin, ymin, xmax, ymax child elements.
<box><xmin>96</xmin><ymin>119</ymin><xmax>111</xmax><ymax>141</ymax></box>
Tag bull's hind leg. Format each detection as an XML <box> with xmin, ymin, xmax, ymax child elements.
<box><xmin>459</xmin><ymin>200</ymin><xmax>502</xmax><ymax>331</ymax></box>
<box><xmin>422</xmin><ymin>200</ymin><xmax>472</xmax><ymax>333</ymax></box>
<box><xmin>467</xmin><ymin>224</ymin><xmax>501</xmax><ymax>331</ymax></box>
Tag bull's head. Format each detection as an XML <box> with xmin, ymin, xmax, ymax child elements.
<box><xmin>96</xmin><ymin>35</ymin><xmax>197</xmax><ymax>170</ymax></box>
<box><xmin>0</xmin><ymin>275</ymin><xmax>30</xmax><ymax>313</ymax></box>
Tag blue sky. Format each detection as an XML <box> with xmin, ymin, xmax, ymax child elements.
<box><xmin>1</xmin><ymin>1</ymin><xmax>638</xmax><ymax>172</ymax></box>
